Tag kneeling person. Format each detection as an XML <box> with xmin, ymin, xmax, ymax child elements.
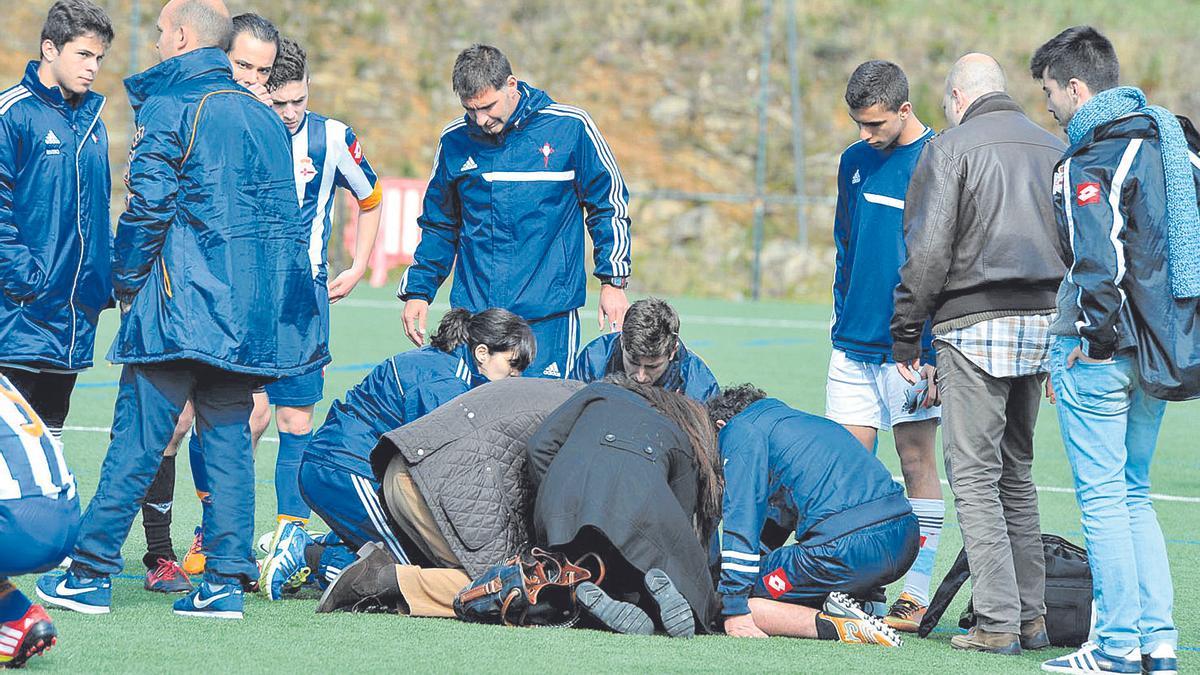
<box><xmin>570</xmin><ymin>298</ymin><xmax>718</xmax><ymax>402</ymax></box>
<box><xmin>709</xmin><ymin>384</ymin><xmax>919</xmax><ymax>645</ymax></box>
<box><xmin>0</xmin><ymin>375</ymin><xmax>79</xmax><ymax>667</ymax></box>
<box><xmin>316</xmin><ymin>378</ymin><xmax>584</xmax><ymax>618</ymax></box>
<box><xmin>258</xmin><ymin>308</ymin><xmax>532</xmax><ymax>598</ymax></box>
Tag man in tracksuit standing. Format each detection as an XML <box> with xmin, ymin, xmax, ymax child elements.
<box><xmin>399</xmin><ymin>44</ymin><xmax>632</xmax><ymax>379</ymax></box>
<box><xmin>0</xmin><ymin>0</ymin><xmax>114</xmax><ymax>441</ymax></box>
<box><xmin>708</xmin><ymin>385</ymin><xmax>917</xmax><ymax>646</ymax></box>
<box><xmin>36</xmin><ymin>0</ymin><xmax>327</xmax><ymax>620</ymax></box>
<box><xmin>1032</xmin><ymin>26</ymin><xmax>1196</xmax><ymax>675</ymax></box>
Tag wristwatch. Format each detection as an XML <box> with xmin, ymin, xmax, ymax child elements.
<box><xmin>600</xmin><ymin>276</ymin><xmax>629</xmax><ymax>289</ymax></box>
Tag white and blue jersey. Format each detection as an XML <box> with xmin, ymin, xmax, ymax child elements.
<box><xmin>0</xmin><ymin>375</ymin><xmax>73</xmax><ymax>501</ymax></box>
<box><xmin>831</xmin><ymin>129</ymin><xmax>935</xmax><ymax>364</ymax></box>
<box><xmin>289</xmin><ymin>111</ymin><xmax>382</xmax><ymax>282</ymax></box>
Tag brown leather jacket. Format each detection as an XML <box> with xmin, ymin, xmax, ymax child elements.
<box><xmin>891</xmin><ymin>92</ymin><xmax>1067</xmax><ymax>363</ymax></box>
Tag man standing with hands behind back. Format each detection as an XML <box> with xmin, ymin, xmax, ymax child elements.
<box><xmin>399</xmin><ymin>44</ymin><xmax>631</xmax><ymax>379</ymax></box>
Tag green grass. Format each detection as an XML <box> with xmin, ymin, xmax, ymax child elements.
<box><xmin>12</xmin><ymin>285</ymin><xmax>1198</xmax><ymax>673</ymax></box>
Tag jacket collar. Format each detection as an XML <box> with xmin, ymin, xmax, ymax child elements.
<box><xmin>123</xmin><ymin>47</ymin><xmax>233</xmax><ymax>113</ymax></box>
<box><xmin>465</xmin><ymin>81</ymin><xmax>554</xmax><ymax>142</ymax></box>
<box><xmin>451</xmin><ymin>343</ymin><xmax>487</xmax><ymax>388</ymax></box>
<box><xmin>961</xmin><ymin>91</ymin><xmax>1024</xmax><ymax>124</ymax></box>
<box><xmin>21</xmin><ymin>60</ymin><xmax>104</xmax><ymax>116</ymax></box>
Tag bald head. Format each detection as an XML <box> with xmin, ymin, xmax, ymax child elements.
<box><xmin>156</xmin><ymin>0</ymin><xmax>232</xmax><ymax>61</ymax></box>
<box><xmin>942</xmin><ymin>53</ymin><xmax>1007</xmax><ymax>127</ymax></box>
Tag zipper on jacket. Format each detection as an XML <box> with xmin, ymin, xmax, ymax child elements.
<box><xmin>161</xmin><ymin>257</ymin><xmax>173</xmax><ymax>298</ymax></box>
<box><xmin>68</xmin><ymin>97</ymin><xmax>105</xmax><ymax>369</ymax></box>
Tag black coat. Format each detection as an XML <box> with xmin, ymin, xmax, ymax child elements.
<box><xmin>526</xmin><ymin>382</ymin><xmax>719</xmax><ymax>629</ymax></box>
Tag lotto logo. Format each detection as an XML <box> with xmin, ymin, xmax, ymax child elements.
<box><xmin>349</xmin><ymin>140</ymin><xmax>364</xmax><ymax>164</ymax></box>
<box><xmin>763</xmin><ymin>568</ymin><xmax>792</xmax><ymax>599</ymax></box>
<box><xmin>1076</xmin><ymin>182</ymin><xmax>1101</xmax><ymax>206</ymax></box>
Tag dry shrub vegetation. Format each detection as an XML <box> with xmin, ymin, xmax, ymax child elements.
<box><xmin>3</xmin><ymin>0</ymin><xmax>1198</xmax><ymax>299</ymax></box>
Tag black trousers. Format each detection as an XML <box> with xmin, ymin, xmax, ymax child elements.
<box><xmin>0</xmin><ymin>367</ymin><xmax>78</xmax><ymax>438</ymax></box>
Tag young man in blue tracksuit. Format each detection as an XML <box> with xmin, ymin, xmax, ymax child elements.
<box><xmin>827</xmin><ymin>60</ymin><xmax>943</xmax><ymax>630</ymax></box>
<box><xmin>37</xmin><ymin>0</ymin><xmax>327</xmax><ymax>621</ymax></box>
<box><xmin>0</xmin><ymin>0</ymin><xmax>114</xmax><ymax>441</ymax></box>
<box><xmin>399</xmin><ymin>44</ymin><xmax>632</xmax><ymax>379</ymax></box>
<box><xmin>570</xmin><ymin>297</ymin><xmax>719</xmax><ymax>402</ymax></box>
<box><xmin>0</xmin><ymin>374</ymin><xmax>79</xmax><ymax>667</ymax></box>
<box><xmin>708</xmin><ymin>385</ymin><xmax>918</xmax><ymax>646</ymax></box>
<box><xmin>258</xmin><ymin>308</ymin><xmax>533</xmax><ymax>600</ymax></box>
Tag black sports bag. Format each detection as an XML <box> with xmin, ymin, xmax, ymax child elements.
<box><xmin>918</xmin><ymin>534</ymin><xmax>1092</xmax><ymax>647</ymax></box>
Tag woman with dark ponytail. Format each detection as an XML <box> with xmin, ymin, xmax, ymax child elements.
<box><xmin>524</xmin><ymin>373</ymin><xmax>723</xmax><ymax>637</ymax></box>
<box><xmin>257</xmin><ymin>308</ymin><xmax>535</xmax><ymax>599</ymax></box>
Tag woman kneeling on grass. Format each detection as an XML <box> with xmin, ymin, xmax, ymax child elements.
<box><xmin>257</xmin><ymin>308</ymin><xmax>534</xmax><ymax>599</ymax></box>
<box><xmin>524</xmin><ymin>374</ymin><xmax>724</xmax><ymax>637</ymax></box>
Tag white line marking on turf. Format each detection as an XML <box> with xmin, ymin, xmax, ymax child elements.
<box><xmin>885</xmin><ymin>474</ymin><xmax>1200</xmax><ymax>505</ymax></box>
<box><xmin>60</xmin><ymin>425</ymin><xmax>1199</xmax><ymax>503</ymax></box>
<box><xmin>336</xmin><ymin>299</ymin><xmax>829</xmax><ymax>330</ymax></box>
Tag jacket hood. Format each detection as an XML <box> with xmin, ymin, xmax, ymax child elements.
<box><xmin>123</xmin><ymin>47</ymin><xmax>232</xmax><ymax>112</ymax></box>
<box><xmin>961</xmin><ymin>91</ymin><xmax>1024</xmax><ymax>124</ymax></box>
<box><xmin>22</xmin><ymin>60</ymin><xmax>103</xmax><ymax>115</ymax></box>
<box><xmin>465</xmin><ymin>81</ymin><xmax>554</xmax><ymax>140</ymax></box>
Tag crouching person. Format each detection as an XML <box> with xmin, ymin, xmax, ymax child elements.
<box><xmin>524</xmin><ymin>375</ymin><xmax>723</xmax><ymax>637</ymax></box>
<box><xmin>708</xmin><ymin>384</ymin><xmax>919</xmax><ymax>646</ymax></box>
<box><xmin>315</xmin><ymin>378</ymin><xmax>584</xmax><ymax>616</ymax></box>
<box><xmin>257</xmin><ymin>308</ymin><xmax>533</xmax><ymax>598</ymax></box>
<box><xmin>570</xmin><ymin>298</ymin><xmax>719</xmax><ymax>402</ymax></box>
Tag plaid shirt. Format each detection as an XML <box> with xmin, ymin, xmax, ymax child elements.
<box><xmin>934</xmin><ymin>313</ymin><xmax>1053</xmax><ymax>378</ymax></box>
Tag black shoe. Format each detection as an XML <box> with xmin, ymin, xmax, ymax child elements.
<box><xmin>576</xmin><ymin>582</ymin><xmax>653</xmax><ymax>635</ymax></box>
<box><xmin>643</xmin><ymin>569</ymin><xmax>694</xmax><ymax>638</ymax></box>
<box><xmin>316</xmin><ymin>542</ymin><xmax>400</xmax><ymax>613</ymax></box>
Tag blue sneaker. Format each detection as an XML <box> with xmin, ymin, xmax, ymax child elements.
<box><xmin>173</xmin><ymin>581</ymin><xmax>244</xmax><ymax>619</ymax></box>
<box><xmin>316</xmin><ymin>544</ymin><xmax>359</xmax><ymax>589</ymax></box>
<box><xmin>34</xmin><ymin>569</ymin><xmax>111</xmax><ymax>615</ymax></box>
<box><xmin>259</xmin><ymin>520</ymin><xmax>314</xmax><ymax>600</ymax></box>
<box><xmin>1042</xmin><ymin>643</ymin><xmax>1141</xmax><ymax>673</ymax></box>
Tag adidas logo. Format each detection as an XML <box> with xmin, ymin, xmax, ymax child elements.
<box><xmin>542</xmin><ymin>362</ymin><xmax>561</xmax><ymax>377</ymax></box>
<box><xmin>459</xmin><ymin>156</ymin><xmax>478</xmax><ymax>172</ymax></box>
<box><xmin>851</xmin><ymin>169</ymin><xmax>861</xmax><ymax>184</ymax></box>
<box><xmin>44</xmin><ymin>130</ymin><xmax>61</xmax><ymax>145</ymax></box>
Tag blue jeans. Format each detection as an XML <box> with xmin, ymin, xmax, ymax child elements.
<box><xmin>71</xmin><ymin>362</ymin><xmax>260</xmax><ymax>586</ymax></box>
<box><xmin>1049</xmin><ymin>336</ymin><xmax>1176</xmax><ymax>653</ymax></box>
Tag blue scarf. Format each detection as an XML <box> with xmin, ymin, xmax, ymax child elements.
<box><xmin>1067</xmin><ymin>86</ymin><xmax>1200</xmax><ymax>299</ymax></box>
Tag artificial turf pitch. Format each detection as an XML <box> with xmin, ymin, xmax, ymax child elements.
<box><xmin>12</xmin><ymin>285</ymin><xmax>1197</xmax><ymax>673</ymax></box>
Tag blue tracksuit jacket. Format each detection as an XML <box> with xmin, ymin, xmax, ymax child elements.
<box><xmin>568</xmin><ymin>332</ymin><xmax>720</xmax><ymax>402</ymax></box>
<box><xmin>398</xmin><ymin>82</ymin><xmax>631</xmax><ymax>322</ymax></box>
<box><xmin>0</xmin><ymin>61</ymin><xmax>111</xmax><ymax>371</ymax></box>
<box><xmin>717</xmin><ymin>398</ymin><xmax>911</xmax><ymax>615</ymax></box>
<box><xmin>831</xmin><ymin>131</ymin><xmax>935</xmax><ymax>364</ymax></box>
<box><xmin>107</xmin><ymin>48</ymin><xmax>328</xmax><ymax>377</ymax></box>
<box><xmin>305</xmin><ymin>344</ymin><xmax>487</xmax><ymax>479</ymax></box>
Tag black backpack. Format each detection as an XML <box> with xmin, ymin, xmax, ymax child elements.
<box><xmin>918</xmin><ymin>534</ymin><xmax>1092</xmax><ymax>647</ymax></box>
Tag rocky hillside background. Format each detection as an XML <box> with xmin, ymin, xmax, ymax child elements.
<box><xmin>4</xmin><ymin>0</ymin><xmax>1199</xmax><ymax>300</ymax></box>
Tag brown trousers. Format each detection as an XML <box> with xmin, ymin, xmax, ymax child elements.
<box><xmin>381</xmin><ymin>458</ymin><xmax>470</xmax><ymax>618</ymax></box>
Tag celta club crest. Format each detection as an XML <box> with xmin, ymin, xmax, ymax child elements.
<box><xmin>539</xmin><ymin>142</ymin><xmax>554</xmax><ymax>168</ymax></box>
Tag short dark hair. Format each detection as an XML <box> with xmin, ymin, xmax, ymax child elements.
<box><xmin>1029</xmin><ymin>25</ymin><xmax>1119</xmax><ymax>92</ymax></box>
<box><xmin>430</xmin><ymin>307</ymin><xmax>536</xmax><ymax>373</ymax></box>
<box><xmin>621</xmin><ymin>298</ymin><xmax>679</xmax><ymax>359</ymax></box>
<box><xmin>231</xmin><ymin>12</ymin><xmax>279</xmax><ymax>49</ymax></box>
<box><xmin>452</xmin><ymin>44</ymin><xmax>513</xmax><ymax>99</ymax></box>
<box><xmin>706</xmin><ymin>383</ymin><xmax>768</xmax><ymax>426</ymax></box>
<box><xmin>844</xmin><ymin>60</ymin><xmax>909</xmax><ymax>112</ymax></box>
<box><xmin>40</xmin><ymin>0</ymin><xmax>114</xmax><ymax>53</ymax></box>
<box><xmin>267</xmin><ymin>37</ymin><xmax>306</xmax><ymax>91</ymax></box>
